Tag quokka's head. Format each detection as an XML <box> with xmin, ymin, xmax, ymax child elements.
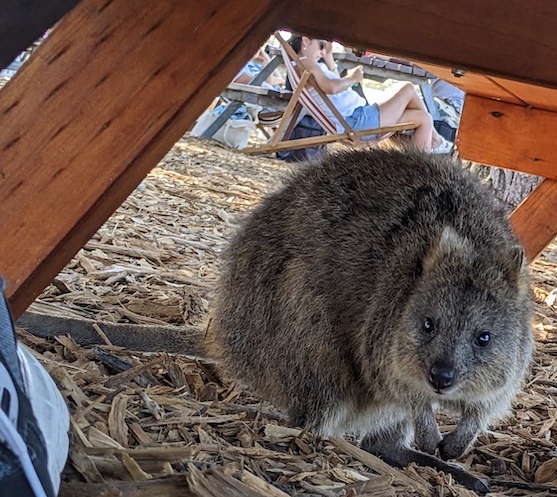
<box><xmin>390</xmin><ymin>226</ymin><xmax>534</xmax><ymax>401</ymax></box>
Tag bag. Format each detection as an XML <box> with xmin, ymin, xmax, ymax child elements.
<box><xmin>433</xmin><ymin>97</ymin><xmax>460</xmax><ymax>143</ymax></box>
<box><xmin>191</xmin><ymin>103</ymin><xmax>261</xmax><ymax>149</ymax></box>
<box><xmin>434</xmin><ymin>120</ymin><xmax>457</xmax><ymax>143</ymax></box>
<box><xmin>276</xmin><ymin>115</ymin><xmax>326</xmax><ymax>163</ymax></box>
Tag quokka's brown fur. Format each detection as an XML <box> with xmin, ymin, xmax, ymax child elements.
<box><xmin>207</xmin><ymin>148</ymin><xmax>534</xmax><ymax>492</ymax></box>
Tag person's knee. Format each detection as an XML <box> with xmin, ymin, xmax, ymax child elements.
<box><xmin>399</xmin><ymin>82</ymin><xmax>417</xmax><ymax>98</ymax></box>
<box><xmin>415</xmin><ymin>110</ymin><xmax>433</xmax><ymax>127</ymax></box>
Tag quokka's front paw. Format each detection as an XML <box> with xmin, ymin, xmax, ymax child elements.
<box><xmin>415</xmin><ymin>432</ymin><xmax>442</xmax><ymax>455</ymax></box>
<box><xmin>437</xmin><ymin>430</ymin><xmax>470</xmax><ymax>460</ymax></box>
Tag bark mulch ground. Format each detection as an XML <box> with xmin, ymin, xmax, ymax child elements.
<box><xmin>17</xmin><ymin>135</ymin><xmax>557</xmax><ymax>497</ymax></box>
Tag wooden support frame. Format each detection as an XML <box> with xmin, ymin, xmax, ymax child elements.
<box><xmin>0</xmin><ymin>0</ymin><xmax>281</xmax><ymax>316</ymax></box>
<box><xmin>280</xmin><ymin>0</ymin><xmax>557</xmax><ymax>90</ymax></box>
<box><xmin>268</xmin><ymin>71</ymin><xmax>311</xmax><ymax>147</ymax></box>
<box><xmin>510</xmin><ymin>179</ymin><xmax>557</xmax><ymax>261</ymax></box>
<box><xmin>244</xmin><ymin>123</ymin><xmax>421</xmax><ymax>153</ymax></box>
<box><xmin>457</xmin><ymin>94</ymin><xmax>557</xmax><ymax>261</ymax></box>
<box><xmin>458</xmin><ymin>95</ymin><xmax>557</xmax><ymax>180</ymax></box>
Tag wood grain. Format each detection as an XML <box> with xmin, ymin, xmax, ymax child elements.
<box><xmin>457</xmin><ymin>95</ymin><xmax>557</xmax><ymax>180</ymax></box>
<box><xmin>510</xmin><ymin>178</ymin><xmax>557</xmax><ymax>262</ymax></box>
<box><xmin>281</xmin><ymin>0</ymin><xmax>557</xmax><ymax>90</ymax></box>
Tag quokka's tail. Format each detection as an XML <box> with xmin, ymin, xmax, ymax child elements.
<box><xmin>16</xmin><ymin>311</ymin><xmax>204</xmax><ymax>356</ymax></box>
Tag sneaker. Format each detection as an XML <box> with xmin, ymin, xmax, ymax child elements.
<box><xmin>432</xmin><ymin>136</ymin><xmax>454</xmax><ymax>154</ymax></box>
<box><xmin>0</xmin><ymin>278</ymin><xmax>68</xmax><ymax>497</ymax></box>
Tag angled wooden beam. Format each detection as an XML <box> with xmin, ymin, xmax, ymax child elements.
<box><xmin>457</xmin><ymin>95</ymin><xmax>557</xmax><ymax>180</ymax></box>
<box><xmin>0</xmin><ymin>0</ymin><xmax>281</xmax><ymax>316</ymax></box>
<box><xmin>510</xmin><ymin>179</ymin><xmax>557</xmax><ymax>261</ymax></box>
<box><xmin>281</xmin><ymin>0</ymin><xmax>557</xmax><ymax>90</ymax></box>
<box><xmin>0</xmin><ymin>0</ymin><xmax>81</xmax><ymax>70</ymax></box>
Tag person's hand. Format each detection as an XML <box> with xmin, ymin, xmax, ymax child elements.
<box><xmin>323</xmin><ymin>41</ymin><xmax>334</xmax><ymax>57</ymax></box>
<box><xmin>253</xmin><ymin>48</ymin><xmax>271</xmax><ymax>64</ymax></box>
<box><xmin>346</xmin><ymin>65</ymin><xmax>364</xmax><ymax>84</ymax></box>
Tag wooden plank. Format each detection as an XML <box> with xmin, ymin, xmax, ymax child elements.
<box><xmin>0</xmin><ymin>0</ymin><xmax>81</xmax><ymax>70</ymax></box>
<box><xmin>492</xmin><ymin>78</ymin><xmax>557</xmax><ymax>112</ymax></box>
<box><xmin>457</xmin><ymin>95</ymin><xmax>557</xmax><ymax>180</ymax></box>
<box><xmin>413</xmin><ymin>62</ymin><xmax>525</xmax><ymax>105</ymax></box>
<box><xmin>281</xmin><ymin>0</ymin><xmax>557</xmax><ymax>90</ymax></box>
<box><xmin>510</xmin><ymin>179</ymin><xmax>557</xmax><ymax>261</ymax></box>
<box><xmin>221</xmin><ymin>88</ymin><xmax>291</xmax><ymax>111</ymax></box>
<box><xmin>417</xmin><ymin>62</ymin><xmax>557</xmax><ymax>112</ymax></box>
<box><xmin>242</xmin><ymin>122</ymin><xmax>416</xmax><ymax>154</ymax></box>
<box><xmin>226</xmin><ymin>82</ymin><xmax>291</xmax><ymax>98</ymax></box>
<box><xmin>0</xmin><ymin>0</ymin><xmax>280</xmax><ymax>316</ymax></box>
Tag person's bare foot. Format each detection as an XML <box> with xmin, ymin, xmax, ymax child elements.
<box><xmin>431</xmin><ymin>135</ymin><xmax>453</xmax><ymax>154</ymax></box>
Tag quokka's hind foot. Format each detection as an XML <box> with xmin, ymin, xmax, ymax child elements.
<box><xmin>361</xmin><ymin>435</ymin><xmax>489</xmax><ymax>494</ymax></box>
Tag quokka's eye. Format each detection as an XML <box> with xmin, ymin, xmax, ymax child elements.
<box><xmin>422</xmin><ymin>317</ymin><xmax>435</xmax><ymax>335</ymax></box>
<box><xmin>474</xmin><ymin>332</ymin><xmax>491</xmax><ymax>348</ymax></box>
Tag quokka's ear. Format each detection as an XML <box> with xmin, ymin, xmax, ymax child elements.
<box><xmin>499</xmin><ymin>245</ymin><xmax>529</xmax><ymax>288</ymax></box>
<box><xmin>505</xmin><ymin>245</ymin><xmax>526</xmax><ymax>273</ymax></box>
<box><xmin>423</xmin><ymin>226</ymin><xmax>470</xmax><ymax>272</ymax></box>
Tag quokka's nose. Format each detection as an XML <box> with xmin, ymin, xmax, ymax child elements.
<box><xmin>428</xmin><ymin>363</ymin><xmax>455</xmax><ymax>391</ymax></box>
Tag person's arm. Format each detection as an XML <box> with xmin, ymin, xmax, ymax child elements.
<box><xmin>321</xmin><ymin>41</ymin><xmax>339</xmax><ymax>76</ymax></box>
<box><xmin>300</xmin><ymin>56</ymin><xmax>363</xmax><ymax>95</ymax></box>
<box><xmin>265</xmin><ymin>72</ymin><xmax>285</xmax><ymax>87</ymax></box>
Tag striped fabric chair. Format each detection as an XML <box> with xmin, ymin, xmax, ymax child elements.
<box><xmin>243</xmin><ymin>32</ymin><xmax>417</xmax><ymax>155</ymax></box>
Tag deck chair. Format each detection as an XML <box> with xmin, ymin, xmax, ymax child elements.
<box><xmin>242</xmin><ymin>32</ymin><xmax>417</xmax><ymax>155</ymax></box>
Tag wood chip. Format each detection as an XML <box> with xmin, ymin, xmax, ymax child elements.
<box><xmin>108</xmin><ymin>393</ymin><xmax>129</xmax><ymax>448</ymax></box>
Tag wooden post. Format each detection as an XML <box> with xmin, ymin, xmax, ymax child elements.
<box><xmin>457</xmin><ymin>95</ymin><xmax>557</xmax><ymax>180</ymax></box>
<box><xmin>0</xmin><ymin>0</ymin><xmax>280</xmax><ymax>316</ymax></box>
<box><xmin>510</xmin><ymin>179</ymin><xmax>557</xmax><ymax>262</ymax></box>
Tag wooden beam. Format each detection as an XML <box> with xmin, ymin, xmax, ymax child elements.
<box><xmin>457</xmin><ymin>95</ymin><xmax>557</xmax><ymax>180</ymax></box>
<box><xmin>0</xmin><ymin>0</ymin><xmax>281</xmax><ymax>317</ymax></box>
<box><xmin>510</xmin><ymin>179</ymin><xmax>557</xmax><ymax>261</ymax></box>
<box><xmin>417</xmin><ymin>62</ymin><xmax>557</xmax><ymax>111</ymax></box>
<box><xmin>281</xmin><ymin>0</ymin><xmax>557</xmax><ymax>90</ymax></box>
<box><xmin>416</xmin><ymin>62</ymin><xmax>525</xmax><ymax>105</ymax></box>
<box><xmin>491</xmin><ymin>78</ymin><xmax>557</xmax><ymax>112</ymax></box>
<box><xmin>242</xmin><ymin>122</ymin><xmax>416</xmax><ymax>154</ymax></box>
<box><xmin>0</xmin><ymin>0</ymin><xmax>81</xmax><ymax>70</ymax></box>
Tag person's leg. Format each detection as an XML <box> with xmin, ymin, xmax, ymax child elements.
<box><xmin>345</xmin><ymin>94</ymin><xmax>448</xmax><ymax>152</ymax></box>
<box><xmin>378</xmin><ymin>82</ymin><xmax>427</xmax><ymax>120</ymax></box>
<box><xmin>387</xmin><ymin>107</ymin><xmax>434</xmax><ymax>150</ymax></box>
<box><xmin>377</xmin><ymin>83</ymin><xmax>445</xmax><ymax>151</ymax></box>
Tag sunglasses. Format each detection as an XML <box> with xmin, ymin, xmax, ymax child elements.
<box><xmin>318</xmin><ymin>40</ymin><xmax>326</xmax><ymax>50</ymax></box>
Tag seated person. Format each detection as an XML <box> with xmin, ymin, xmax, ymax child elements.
<box><xmin>234</xmin><ymin>47</ymin><xmax>285</xmax><ymax>90</ymax></box>
<box><xmin>289</xmin><ymin>36</ymin><xmax>451</xmax><ymax>153</ymax></box>
<box><xmin>431</xmin><ymin>78</ymin><xmax>465</xmax><ymax>114</ymax></box>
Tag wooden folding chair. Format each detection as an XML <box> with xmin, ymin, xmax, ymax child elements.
<box><xmin>242</xmin><ymin>32</ymin><xmax>417</xmax><ymax>155</ymax></box>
